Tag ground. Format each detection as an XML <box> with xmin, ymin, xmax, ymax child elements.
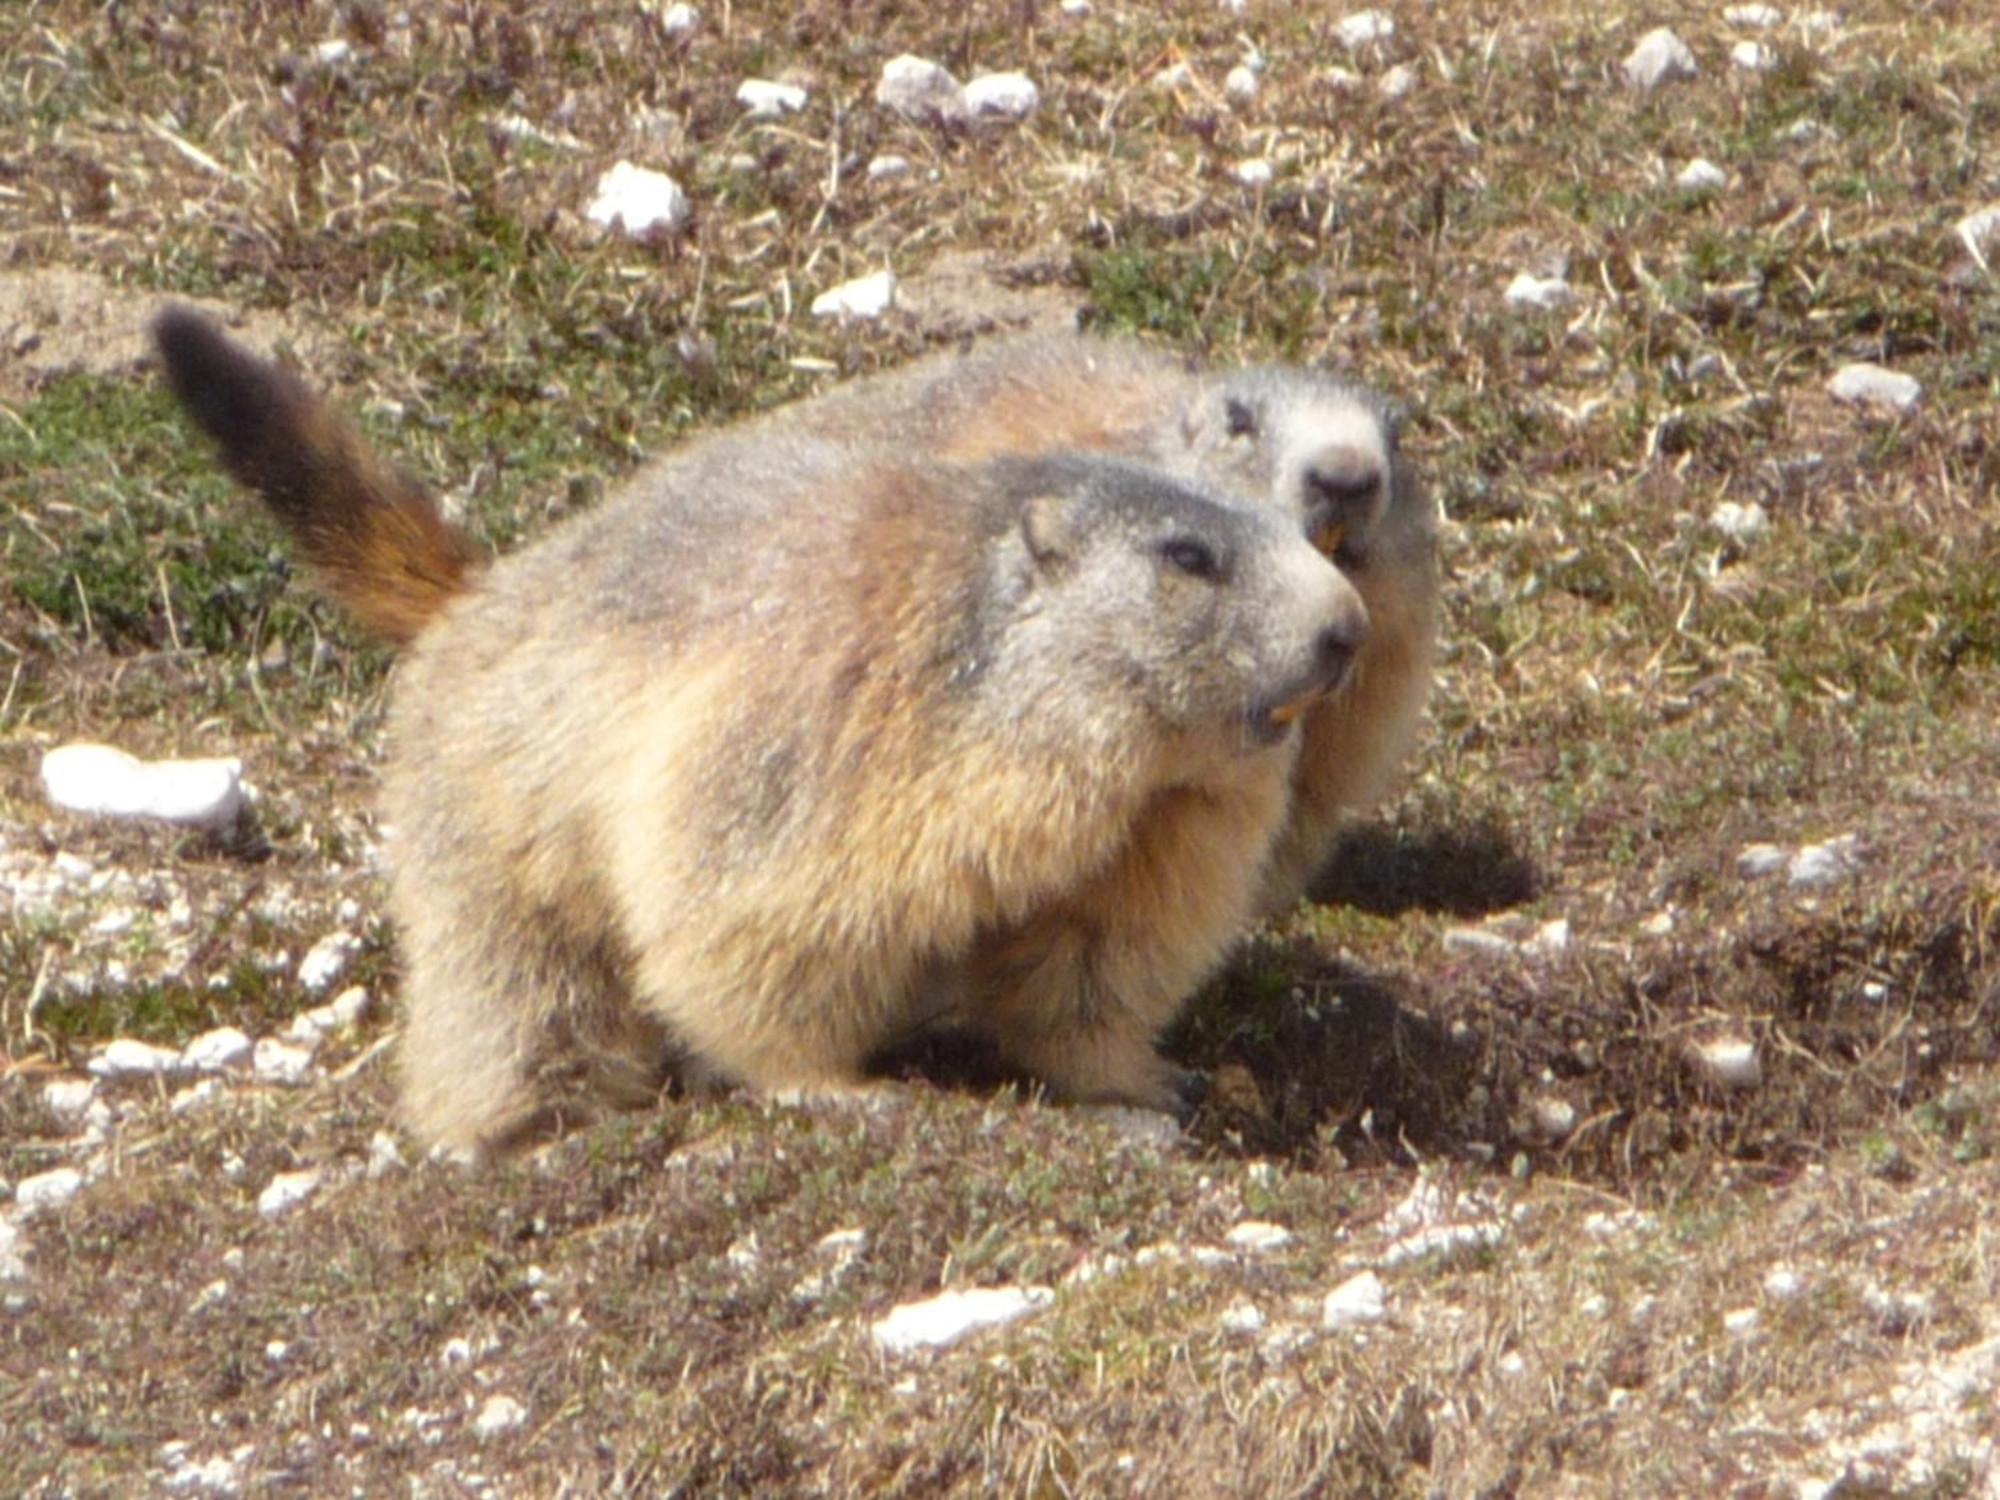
<box><xmin>3</xmin><ymin>1</ymin><xmax>1999</xmax><ymax>1495</ymax></box>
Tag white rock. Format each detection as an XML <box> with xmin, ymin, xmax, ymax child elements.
<box><xmin>737</xmin><ymin>78</ymin><xmax>807</xmax><ymax>119</ymax></box>
<box><xmin>1724</xmin><ymin>3</ymin><xmax>1783</xmax><ymax>26</ymax></box>
<box><xmin>584</xmin><ymin>161</ymin><xmax>690</xmax><ymax>239</ymax></box>
<box><xmin>1789</xmin><ymin>836</ymin><xmax>1858</xmax><ymax>887</ymax></box>
<box><xmin>42</xmin><ymin>744</ymin><xmax>246</xmax><ymax>828</ymax></box>
<box><xmin>1640</xmin><ymin>909</ymin><xmax>1675</xmax><ymax>936</ymax></box>
<box><xmin>871</xmin><ymin>1286</ymin><xmax>1053</xmax><ymax>1355</ymax></box>
<box><xmin>1828</xmin><ymin>362</ymin><xmax>1921</xmax><ymax>411</ymax></box>
<box><xmin>1798</xmin><ymin>9</ymin><xmax>1841</xmax><ymax>39</ymax></box>
<box><xmin>1153</xmin><ymin>61</ymin><xmax>1193</xmax><ymax>91</ymax></box>
<box><xmin>170</xmin><ymin>1080</ymin><xmax>220</xmax><ymax>1114</ymax></box>
<box><xmin>1443</xmin><ymin>925</ymin><xmax>1517</xmax><ymax>957</ymax></box>
<box><xmin>328</xmin><ymin>986</ymin><xmax>371</xmax><ymax>1028</ymax></box>
<box><xmin>1381</xmin><ymin>1220</ymin><xmax>1504</xmax><ymax>1267</ymax></box>
<box><xmin>257</xmin><ymin>1168</ymin><xmax>324</xmax><ymax>1220</ymax></box>
<box><xmin>1336</xmin><ymin>10</ymin><xmax>1395</xmax><ymax>49</ymax></box>
<box><xmin>181</xmin><ymin>1027</ymin><xmax>254</xmax><ymax>1075</ymax></box>
<box><xmin>43</xmin><ymin>1078</ymin><xmax>98</xmax><ymax>1122</ymax></box>
<box><xmin>659</xmin><ymin>2</ymin><xmax>698</xmax><ymax>37</ymax></box>
<box><xmin>1623</xmin><ymin>28</ymin><xmax>1698</xmax><ymax>90</ymax></box>
<box><xmin>367</xmin><ymin>1131</ymin><xmax>407</xmax><ymax>1179</ymax></box>
<box><xmin>490</xmin><ymin>113</ymin><xmax>583</xmax><ymax>151</ymax></box>
<box><xmin>867</xmin><ymin>154</ymin><xmax>913</xmax><ymax>182</ymax></box>
<box><xmin>811</xmin><ymin>270</ymin><xmax>896</xmax><ymax>320</ymax></box>
<box><xmin>1322</xmin><ymin>1270</ymin><xmax>1387</xmax><ymax>1329</ymax></box>
<box><xmin>1323</xmin><ymin>66</ymin><xmax>1362</xmax><ymax>92</ymax></box>
<box><xmin>1059</xmin><ymin>0</ymin><xmax>1092</xmax><ymax>15</ymax></box>
<box><xmin>876</xmin><ymin>55</ymin><xmax>969</xmax><ymax>126</ymax></box>
<box><xmin>472</xmin><ymin>1395</ymin><xmax>528</xmax><ymax>1440</ymax></box>
<box><xmin>1527</xmin><ymin>1096</ymin><xmax>1576</xmax><ymax>1141</ymax></box>
<box><xmin>1782</xmin><ymin>117</ymin><xmax>1829</xmax><ymax>144</ymax></box>
<box><xmin>297</xmin><ymin>931</ymin><xmax>361</xmax><ymax>995</ymax></box>
<box><xmin>1219</xmin><ymin>1300</ymin><xmax>1266</xmax><ymax>1335</ymax></box>
<box><xmin>252</xmin><ymin>1038</ymin><xmax>317</xmax><ymax>1087</ymax></box>
<box><xmin>313</xmin><ymin>38</ymin><xmax>352</xmax><ymax>65</ymax></box>
<box><xmin>1711</xmin><ymin>500</ymin><xmax>1769</xmax><ymax>541</ymax></box>
<box><xmin>1730</xmin><ymin>40</ymin><xmax>1774</xmax><ymax>70</ymax></box>
<box><xmin>817</xmin><ymin>1227</ymin><xmax>868</xmax><ymax>1256</ymax></box>
<box><xmin>1689</xmin><ymin>1037</ymin><xmax>1761</xmax><ymax>1089</ymax></box>
<box><xmin>1737</xmin><ymin>842</ymin><xmax>1787</xmax><ymax>877</ymax></box>
<box><xmin>1955</xmin><ymin>204</ymin><xmax>2000</xmax><ymax>264</ymax></box>
<box><xmin>1764</xmin><ymin>1265</ymin><xmax>1804</xmax><ymax>1300</ymax></box>
<box><xmin>1233</xmin><ymin>158</ymin><xmax>1274</xmax><ymax>187</ymax></box>
<box><xmin>17</xmin><ymin>1167</ymin><xmax>85</xmax><ymax>1215</ymax></box>
<box><xmin>1224</xmin><ymin>65</ymin><xmax>1258</xmax><ymax>106</ymax></box>
<box><xmin>1678</xmin><ymin>158</ymin><xmax>1728</xmax><ymax>192</ymax></box>
<box><xmin>1724</xmin><ymin>1306</ymin><xmax>1761</xmax><ymax>1336</ymax></box>
<box><xmin>0</xmin><ymin>1218</ymin><xmax>24</xmax><ymax>1280</ymax></box>
<box><xmin>1504</xmin><ymin>272</ymin><xmax>1574</xmax><ymax>311</ymax></box>
<box><xmin>265</xmin><ymin>1340</ymin><xmax>289</xmax><ymax>1363</ymax></box>
<box><xmin>1377</xmin><ymin>63</ymin><xmax>1418</xmax><ymax>101</ymax></box>
<box><xmin>964</xmin><ymin>72</ymin><xmax>1039</xmax><ymax>123</ymax></box>
<box><xmin>1524</xmin><ymin>918</ymin><xmax>1570</xmax><ymax>957</ymax></box>
<box><xmin>1225</xmin><ymin>1221</ymin><xmax>1293</xmax><ymax>1254</ymax></box>
<box><xmin>89</xmin><ymin>1037</ymin><xmax>186</xmax><ymax>1081</ymax></box>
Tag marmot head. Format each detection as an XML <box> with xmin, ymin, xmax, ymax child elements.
<box><xmin>978</xmin><ymin>455</ymin><xmax>1369</xmax><ymax>756</ymax></box>
<box><xmin>1177</xmin><ymin>366</ymin><xmax>1431</xmax><ymax>577</ymax></box>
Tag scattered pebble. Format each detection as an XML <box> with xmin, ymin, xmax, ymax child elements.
<box><xmin>1789</xmin><ymin>835</ymin><xmax>1858</xmax><ymax>888</ymax></box>
<box><xmin>1225</xmin><ymin>1221</ymin><xmax>1294</xmax><ymax>1254</ymax></box>
<box><xmin>1322</xmin><ymin>1271</ymin><xmax>1387</xmax><ymax>1329</ymax></box>
<box><xmin>1828</xmin><ymin>362</ymin><xmax>1921</xmax><ymax>412</ymax></box>
<box><xmin>329</xmin><ymin>986</ymin><xmax>371</xmax><ymax>1029</ymax></box>
<box><xmin>1677</xmin><ymin>158</ymin><xmax>1727</xmax><ymax>192</ymax></box>
<box><xmin>1323</xmin><ymin>66</ymin><xmax>1363</xmax><ymax>92</ymax></box>
<box><xmin>1336</xmin><ymin>10</ymin><xmax>1395</xmax><ymax>50</ymax></box>
<box><xmin>297</xmin><ymin>932</ymin><xmax>361</xmax><ymax>995</ymax></box>
<box><xmin>867</xmin><ymin>154</ymin><xmax>913</xmax><ymax>182</ymax></box>
<box><xmin>1153</xmin><ymin>62</ymin><xmax>1194</xmax><ymax>92</ymax></box>
<box><xmin>181</xmin><ymin>1027</ymin><xmax>254</xmax><ymax>1075</ymax></box>
<box><xmin>16</xmin><ymin>1167</ymin><xmax>85</xmax><ymax>1216</ymax></box>
<box><xmin>811</xmin><ymin>270</ymin><xmax>897</xmax><ymax>320</ymax></box>
<box><xmin>1710</xmin><ymin>500</ymin><xmax>1769</xmax><ymax>542</ymax></box>
<box><xmin>42</xmin><ymin>744</ymin><xmax>246</xmax><ymax>829</ymax></box>
<box><xmin>1640</xmin><ymin>909</ymin><xmax>1676</xmax><ymax>936</ymax></box>
<box><xmin>158</xmin><ymin>1444</ymin><xmax>251</xmax><ymax>1495</ymax></box>
<box><xmin>1623</xmin><ymin>28</ymin><xmax>1698</xmax><ymax>90</ymax></box>
<box><xmin>1219</xmin><ymin>1300</ymin><xmax>1266</xmax><ymax>1336</ymax></box>
<box><xmin>313</xmin><ymin>38</ymin><xmax>353</xmax><ymax>66</ymax></box>
<box><xmin>1504</xmin><ymin>272</ymin><xmax>1574</xmax><ymax>312</ymax></box>
<box><xmin>0</xmin><ymin>1219</ymin><xmax>24</xmax><ymax>1281</ymax></box>
<box><xmin>1955</xmin><ymin>204</ymin><xmax>2000</xmax><ymax>265</ymax></box>
<box><xmin>170</xmin><ymin>1080</ymin><xmax>221</xmax><ymax>1115</ymax></box>
<box><xmin>367</xmin><ymin>1132</ymin><xmax>407</xmax><ymax>1179</ymax></box>
<box><xmin>964</xmin><ymin>72</ymin><xmax>1039</xmax><ymax>123</ymax></box>
<box><xmin>1764</xmin><ymin>1265</ymin><xmax>1805</xmax><ymax>1301</ymax></box>
<box><xmin>257</xmin><ymin>1168</ymin><xmax>324</xmax><ymax>1220</ymax></box>
<box><xmin>1233</xmin><ymin>158</ymin><xmax>1274</xmax><ymax>188</ymax></box>
<box><xmin>1059</xmin><ymin>0</ymin><xmax>1092</xmax><ymax>16</ymax></box>
<box><xmin>1224</xmin><ymin>65</ymin><xmax>1258</xmax><ymax>107</ymax></box>
<box><xmin>1443</xmin><ymin>925</ymin><xmax>1518</xmax><ymax>957</ymax></box>
<box><xmin>1724</xmin><ymin>1307</ymin><xmax>1762</xmax><ymax>1337</ymax></box>
<box><xmin>1381</xmin><ymin>1220</ymin><xmax>1505</xmax><ymax>1268</ymax></box>
<box><xmin>584</xmin><ymin>162</ymin><xmax>690</xmax><ymax>239</ymax></box>
<box><xmin>43</xmin><ymin>1078</ymin><xmax>98</xmax><ymax>1122</ymax></box>
<box><xmin>736</xmin><ymin>78</ymin><xmax>807</xmax><ymax>119</ymax></box>
<box><xmin>1377</xmin><ymin>63</ymin><xmax>1418</xmax><ymax>101</ymax></box>
<box><xmin>90</xmin><ymin>1037</ymin><xmax>187</xmax><ymax>1081</ymax></box>
<box><xmin>472</xmin><ymin>1395</ymin><xmax>528</xmax><ymax>1440</ymax></box>
<box><xmin>876</xmin><ymin>55</ymin><xmax>969</xmax><ymax>126</ymax></box>
<box><xmin>1688</xmin><ymin>1036</ymin><xmax>1762</xmax><ymax>1090</ymax></box>
<box><xmin>658</xmin><ymin>2</ymin><xmax>698</xmax><ymax>38</ymax></box>
<box><xmin>871</xmin><ymin>1286</ymin><xmax>1053</xmax><ymax>1355</ymax></box>
<box><xmin>489</xmin><ymin>113</ymin><xmax>583</xmax><ymax>151</ymax></box>
<box><xmin>1730</xmin><ymin>40</ymin><xmax>1774</xmax><ymax>70</ymax></box>
<box><xmin>1524</xmin><ymin>918</ymin><xmax>1570</xmax><ymax>957</ymax></box>
<box><xmin>1724</xmin><ymin>3</ymin><xmax>1783</xmax><ymax>26</ymax></box>
<box><xmin>1737</xmin><ymin>843</ymin><xmax>1787</xmax><ymax>878</ymax></box>
<box><xmin>252</xmin><ymin>1038</ymin><xmax>317</xmax><ymax>1087</ymax></box>
<box><xmin>1526</xmin><ymin>1095</ymin><xmax>1577</xmax><ymax>1142</ymax></box>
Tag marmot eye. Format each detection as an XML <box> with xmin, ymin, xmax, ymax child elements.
<box><xmin>1160</xmin><ymin>536</ymin><xmax>1223</xmax><ymax>580</ymax></box>
<box><xmin>1223</xmin><ymin>398</ymin><xmax>1257</xmax><ymax>438</ymax></box>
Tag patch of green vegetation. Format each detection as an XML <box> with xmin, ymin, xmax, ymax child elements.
<box><xmin>1079</xmin><ymin>244</ymin><xmax>1235</xmax><ymax>342</ymax></box>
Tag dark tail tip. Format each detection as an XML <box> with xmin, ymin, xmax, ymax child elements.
<box><xmin>151</xmin><ymin>303</ymin><xmax>299</xmax><ymax>445</ymax></box>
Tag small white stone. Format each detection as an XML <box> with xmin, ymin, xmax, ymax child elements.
<box><xmin>252</xmin><ymin>1038</ymin><xmax>317</xmax><ymax>1087</ymax></box>
<box><xmin>1788</xmin><ymin>837</ymin><xmax>1858</xmax><ymax>887</ymax></box>
<box><xmin>964</xmin><ymin>72</ymin><xmax>1039</xmax><ymax>123</ymax></box>
<box><xmin>265</xmin><ymin>1340</ymin><xmax>289</xmax><ymax>1363</ymax></box>
<box><xmin>0</xmin><ymin>1218</ymin><xmax>24</xmax><ymax>1281</ymax></box>
<box><xmin>1336</xmin><ymin>10</ymin><xmax>1395</xmax><ymax>50</ymax></box>
<box><xmin>297</xmin><ymin>931</ymin><xmax>360</xmax><ymax>995</ymax></box>
<box><xmin>876</xmin><ymin>55</ymin><xmax>968</xmax><ymax>126</ymax></box>
<box><xmin>328</xmin><ymin>986</ymin><xmax>371</xmax><ymax>1028</ymax></box>
<box><xmin>1059</xmin><ymin>0</ymin><xmax>1092</xmax><ymax>15</ymax></box>
<box><xmin>1153</xmin><ymin>61</ymin><xmax>1193</xmax><ymax>91</ymax></box>
<box><xmin>1443</xmin><ymin>925</ymin><xmax>1518</xmax><ymax>957</ymax></box>
<box><xmin>89</xmin><ymin>907</ymin><xmax>137</xmax><ymax>937</ymax></box>
<box><xmin>1689</xmin><ymin>1037</ymin><xmax>1761</xmax><ymax>1090</ymax></box>
<box><xmin>170</xmin><ymin>1080</ymin><xmax>219</xmax><ymax>1115</ymax></box>
<box><xmin>1381</xmin><ymin>1221</ymin><xmax>1504</xmax><ymax>1268</ymax></box>
<box><xmin>584</xmin><ymin>161</ymin><xmax>690</xmax><ymax>239</ymax></box>
<box><xmin>472</xmin><ymin>1395</ymin><xmax>528</xmax><ymax>1440</ymax></box>
<box><xmin>1730</xmin><ymin>40</ymin><xmax>1774</xmax><ymax>70</ymax></box>
<box><xmin>313</xmin><ymin>38</ymin><xmax>352</xmax><ymax>65</ymax></box>
<box><xmin>1225</xmin><ymin>1221</ymin><xmax>1293</xmax><ymax>1254</ymax></box>
<box><xmin>257</xmin><ymin>1168</ymin><xmax>324</xmax><ymax>1220</ymax></box>
<box><xmin>871</xmin><ymin>1286</ymin><xmax>1053</xmax><ymax>1355</ymax></box>
<box><xmin>1829</xmin><ymin>362</ymin><xmax>1921</xmax><ymax>411</ymax></box>
<box><xmin>1797</xmin><ymin>9</ymin><xmax>1841</xmax><ymax>39</ymax></box>
<box><xmin>1323</xmin><ymin>66</ymin><xmax>1363</xmax><ymax>93</ymax></box>
<box><xmin>1640</xmin><ymin>909</ymin><xmax>1675</xmax><ymax>936</ymax></box>
<box><xmin>1219</xmin><ymin>1300</ymin><xmax>1266</xmax><ymax>1335</ymax></box>
<box><xmin>867</xmin><ymin>154</ymin><xmax>913</xmax><ymax>182</ymax></box>
<box><xmin>16</xmin><ymin>1167</ymin><xmax>85</xmax><ymax>1215</ymax></box>
<box><xmin>1724</xmin><ymin>1306</ymin><xmax>1761</xmax><ymax>1336</ymax></box>
<box><xmin>1224</xmin><ymin>65</ymin><xmax>1258</xmax><ymax>106</ymax></box>
<box><xmin>1233</xmin><ymin>158</ymin><xmax>1274</xmax><ymax>187</ymax></box>
<box><xmin>1955</xmin><ymin>204</ymin><xmax>2000</xmax><ymax>263</ymax></box>
<box><xmin>1579</xmin><ymin>1293</ymin><xmax>1611</xmax><ymax>1319</ymax></box>
<box><xmin>490</xmin><ymin>113</ymin><xmax>583</xmax><ymax>151</ymax></box>
<box><xmin>89</xmin><ymin>1037</ymin><xmax>186</xmax><ymax>1081</ymax></box>
<box><xmin>1504</xmin><ymin>272</ymin><xmax>1574</xmax><ymax>312</ymax></box>
<box><xmin>1764</xmin><ymin>1265</ymin><xmax>1804</xmax><ymax>1300</ymax></box>
<box><xmin>1737</xmin><ymin>842</ymin><xmax>1787</xmax><ymax>878</ymax></box>
<box><xmin>42</xmin><ymin>744</ymin><xmax>245</xmax><ymax>828</ymax></box>
<box><xmin>811</xmin><ymin>270</ymin><xmax>896</xmax><ymax>320</ymax></box>
<box><xmin>659</xmin><ymin>2</ymin><xmax>698</xmax><ymax>38</ymax></box>
<box><xmin>737</xmin><ymin>78</ymin><xmax>807</xmax><ymax>119</ymax></box>
<box><xmin>181</xmin><ymin>1027</ymin><xmax>254</xmax><ymax>1075</ymax></box>
<box><xmin>1677</xmin><ymin>158</ymin><xmax>1728</xmax><ymax>192</ymax></box>
<box><xmin>1527</xmin><ymin>1096</ymin><xmax>1576</xmax><ymax>1141</ymax></box>
<box><xmin>1377</xmin><ymin>63</ymin><xmax>1418</xmax><ymax>101</ymax></box>
<box><xmin>367</xmin><ymin>1131</ymin><xmax>407</xmax><ymax>1179</ymax></box>
<box><xmin>1724</xmin><ymin>3</ymin><xmax>1783</xmax><ymax>27</ymax></box>
<box><xmin>1322</xmin><ymin>1270</ymin><xmax>1387</xmax><ymax>1329</ymax></box>
<box><xmin>1524</xmin><ymin>918</ymin><xmax>1570</xmax><ymax>957</ymax></box>
<box><xmin>43</xmin><ymin>1078</ymin><xmax>98</xmax><ymax>1122</ymax></box>
<box><xmin>1781</xmin><ymin>117</ymin><xmax>1829</xmax><ymax>144</ymax></box>
<box><xmin>1623</xmin><ymin>28</ymin><xmax>1698</xmax><ymax>90</ymax></box>
<box><xmin>1710</xmin><ymin>500</ymin><xmax>1769</xmax><ymax>542</ymax></box>
<box><xmin>816</xmin><ymin>1227</ymin><xmax>868</xmax><ymax>1256</ymax></box>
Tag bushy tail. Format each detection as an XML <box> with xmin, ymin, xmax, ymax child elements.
<box><xmin>152</xmin><ymin>305</ymin><xmax>480</xmax><ymax>645</ymax></box>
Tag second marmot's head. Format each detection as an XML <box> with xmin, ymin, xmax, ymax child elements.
<box><xmin>972</xmin><ymin>453</ymin><xmax>1369</xmax><ymax>758</ymax></box>
<box><xmin>1176</xmin><ymin>365</ymin><xmax>1434</xmax><ymax>581</ymax></box>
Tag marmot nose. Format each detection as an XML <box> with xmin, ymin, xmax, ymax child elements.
<box><xmin>1303</xmin><ymin>446</ymin><xmax>1381</xmax><ymax>510</ymax></box>
<box><xmin>1313</xmin><ymin>620</ymin><xmax>1361</xmax><ymax>690</ymax></box>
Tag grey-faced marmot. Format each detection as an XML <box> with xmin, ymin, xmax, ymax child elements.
<box><xmin>153</xmin><ymin>310</ymin><xmax>1368</xmax><ymax>1153</ymax></box>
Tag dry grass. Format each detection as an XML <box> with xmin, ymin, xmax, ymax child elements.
<box><xmin>4</xmin><ymin>0</ymin><xmax>1999</xmax><ymax>1494</ymax></box>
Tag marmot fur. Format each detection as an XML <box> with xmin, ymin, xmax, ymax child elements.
<box><xmin>153</xmin><ymin>309</ymin><xmax>1368</xmax><ymax>1152</ymax></box>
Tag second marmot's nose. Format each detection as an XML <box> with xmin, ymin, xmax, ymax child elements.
<box><xmin>1312</xmin><ymin>616</ymin><xmax>1364</xmax><ymax>691</ymax></box>
<box><xmin>1303</xmin><ymin>445</ymin><xmax>1382</xmax><ymax>511</ymax></box>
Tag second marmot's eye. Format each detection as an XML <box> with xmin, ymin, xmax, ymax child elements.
<box><xmin>1160</xmin><ymin>536</ymin><xmax>1223</xmax><ymax>580</ymax></box>
<box><xmin>1223</xmin><ymin>398</ymin><xmax>1257</xmax><ymax>438</ymax></box>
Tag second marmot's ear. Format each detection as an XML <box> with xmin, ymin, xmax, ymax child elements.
<box><xmin>1020</xmin><ymin>492</ymin><xmax>1079</xmax><ymax>570</ymax></box>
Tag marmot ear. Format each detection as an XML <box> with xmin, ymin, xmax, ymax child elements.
<box><xmin>1020</xmin><ymin>492</ymin><xmax>1078</xmax><ymax>570</ymax></box>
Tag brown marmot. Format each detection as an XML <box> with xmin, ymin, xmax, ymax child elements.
<box><xmin>153</xmin><ymin>309</ymin><xmax>1368</xmax><ymax>1152</ymax></box>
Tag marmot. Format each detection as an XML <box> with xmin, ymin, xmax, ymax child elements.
<box><xmin>154</xmin><ymin>309</ymin><xmax>1368</xmax><ymax>1152</ymax></box>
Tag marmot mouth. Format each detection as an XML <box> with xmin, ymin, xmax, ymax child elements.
<box><xmin>1248</xmin><ymin>674</ymin><xmax>1342</xmax><ymax>746</ymax></box>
